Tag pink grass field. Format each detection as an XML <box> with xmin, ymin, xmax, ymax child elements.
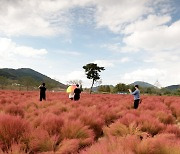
<box><xmin>0</xmin><ymin>90</ymin><xmax>180</xmax><ymax>154</ymax></box>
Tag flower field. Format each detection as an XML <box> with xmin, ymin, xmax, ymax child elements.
<box><xmin>0</xmin><ymin>90</ymin><xmax>180</xmax><ymax>154</ymax></box>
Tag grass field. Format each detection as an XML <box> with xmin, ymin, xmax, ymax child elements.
<box><xmin>0</xmin><ymin>90</ymin><xmax>180</xmax><ymax>154</ymax></box>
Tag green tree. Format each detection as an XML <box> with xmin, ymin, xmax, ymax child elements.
<box><xmin>83</xmin><ymin>63</ymin><xmax>105</xmax><ymax>93</ymax></box>
<box><xmin>105</xmin><ymin>85</ymin><xmax>111</xmax><ymax>93</ymax></box>
<box><xmin>113</xmin><ymin>83</ymin><xmax>129</xmax><ymax>93</ymax></box>
<box><xmin>0</xmin><ymin>76</ymin><xmax>8</xmax><ymax>89</ymax></box>
<box><xmin>19</xmin><ymin>76</ymin><xmax>37</xmax><ymax>91</ymax></box>
<box><xmin>98</xmin><ymin>85</ymin><xmax>111</xmax><ymax>93</ymax></box>
<box><xmin>44</xmin><ymin>79</ymin><xmax>57</xmax><ymax>90</ymax></box>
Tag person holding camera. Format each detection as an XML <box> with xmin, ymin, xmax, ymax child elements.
<box><xmin>38</xmin><ymin>82</ymin><xmax>46</xmax><ymax>101</ymax></box>
<box><xmin>128</xmin><ymin>85</ymin><xmax>141</xmax><ymax>109</ymax></box>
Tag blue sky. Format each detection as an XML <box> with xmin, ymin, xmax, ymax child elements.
<box><xmin>0</xmin><ymin>0</ymin><xmax>180</xmax><ymax>87</ymax></box>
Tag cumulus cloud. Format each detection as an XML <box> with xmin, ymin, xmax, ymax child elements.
<box><xmin>0</xmin><ymin>0</ymin><xmax>73</xmax><ymax>36</ymax></box>
<box><xmin>0</xmin><ymin>37</ymin><xmax>48</xmax><ymax>58</ymax></box>
<box><xmin>0</xmin><ymin>0</ymin><xmax>171</xmax><ymax>36</ymax></box>
<box><xmin>50</xmin><ymin>70</ymin><xmax>92</xmax><ymax>87</ymax></box>
<box><xmin>123</xmin><ymin>20</ymin><xmax>180</xmax><ymax>52</ymax></box>
<box><xmin>94</xmin><ymin>0</ymin><xmax>153</xmax><ymax>33</ymax></box>
<box><xmin>102</xmin><ymin>43</ymin><xmax>139</xmax><ymax>53</ymax></box>
<box><xmin>1</xmin><ymin>0</ymin><xmax>179</xmax><ymax>87</ymax></box>
<box><xmin>120</xmin><ymin>68</ymin><xmax>167</xmax><ymax>85</ymax></box>
<box><xmin>120</xmin><ymin>57</ymin><xmax>131</xmax><ymax>63</ymax></box>
<box><xmin>92</xmin><ymin>58</ymin><xmax>130</xmax><ymax>68</ymax></box>
<box><xmin>93</xmin><ymin>60</ymin><xmax>114</xmax><ymax>67</ymax></box>
<box><xmin>123</xmin><ymin>15</ymin><xmax>171</xmax><ymax>34</ymax></box>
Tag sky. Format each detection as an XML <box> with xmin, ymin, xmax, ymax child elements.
<box><xmin>0</xmin><ymin>0</ymin><xmax>180</xmax><ymax>88</ymax></box>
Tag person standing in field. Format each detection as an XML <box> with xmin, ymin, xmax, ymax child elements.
<box><xmin>39</xmin><ymin>82</ymin><xmax>46</xmax><ymax>101</ymax></box>
<box><xmin>128</xmin><ymin>85</ymin><xmax>140</xmax><ymax>109</ymax></box>
<box><xmin>74</xmin><ymin>84</ymin><xmax>81</xmax><ymax>101</ymax></box>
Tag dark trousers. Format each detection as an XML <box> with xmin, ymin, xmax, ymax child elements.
<box><xmin>134</xmin><ymin>99</ymin><xmax>140</xmax><ymax>109</ymax></box>
<box><xmin>74</xmin><ymin>95</ymin><xmax>80</xmax><ymax>101</ymax></box>
<box><xmin>40</xmin><ymin>94</ymin><xmax>46</xmax><ymax>101</ymax></box>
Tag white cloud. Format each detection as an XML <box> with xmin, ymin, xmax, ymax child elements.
<box><xmin>0</xmin><ymin>0</ymin><xmax>179</xmax><ymax>87</ymax></box>
<box><xmin>120</xmin><ymin>68</ymin><xmax>167</xmax><ymax>85</ymax></box>
<box><xmin>123</xmin><ymin>15</ymin><xmax>171</xmax><ymax>34</ymax></box>
<box><xmin>0</xmin><ymin>0</ymin><xmax>171</xmax><ymax>36</ymax></box>
<box><xmin>93</xmin><ymin>60</ymin><xmax>114</xmax><ymax>67</ymax></box>
<box><xmin>0</xmin><ymin>37</ymin><xmax>47</xmax><ymax>58</ymax></box>
<box><xmin>94</xmin><ymin>0</ymin><xmax>153</xmax><ymax>33</ymax></box>
<box><xmin>144</xmin><ymin>51</ymin><xmax>180</xmax><ymax>63</ymax></box>
<box><xmin>66</xmin><ymin>71</ymin><xmax>87</xmax><ymax>81</ymax></box>
<box><xmin>120</xmin><ymin>57</ymin><xmax>131</xmax><ymax>63</ymax></box>
<box><xmin>50</xmin><ymin>70</ymin><xmax>92</xmax><ymax>87</ymax></box>
<box><xmin>119</xmin><ymin>67</ymin><xmax>180</xmax><ymax>87</ymax></box>
<box><xmin>123</xmin><ymin>20</ymin><xmax>180</xmax><ymax>52</ymax></box>
<box><xmin>102</xmin><ymin>42</ymin><xmax>142</xmax><ymax>53</ymax></box>
<box><xmin>0</xmin><ymin>0</ymin><xmax>73</xmax><ymax>36</ymax></box>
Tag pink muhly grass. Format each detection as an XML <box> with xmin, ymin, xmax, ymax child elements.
<box><xmin>80</xmin><ymin>135</ymin><xmax>140</xmax><ymax>154</ymax></box>
<box><xmin>29</xmin><ymin>128</ymin><xmax>54</xmax><ymax>153</ymax></box>
<box><xmin>67</xmin><ymin>107</ymin><xmax>84</xmax><ymax>120</ymax></box>
<box><xmin>5</xmin><ymin>104</ymin><xmax>25</xmax><ymax>118</ymax></box>
<box><xmin>138</xmin><ymin>115</ymin><xmax>165</xmax><ymax>136</ymax></box>
<box><xmin>136</xmin><ymin>134</ymin><xmax>180</xmax><ymax>154</ymax></box>
<box><xmin>0</xmin><ymin>98</ymin><xmax>12</xmax><ymax>105</ymax></box>
<box><xmin>164</xmin><ymin>125</ymin><xmax>180</xmax><ymax>138</ymax></box>
<box><xmin>103</xmin><ymin>121</ymin><xmax>142</xmax><ymax>137</ymax></box>
<box><xmin>0</xmin><ymin>98</ymin><xmax>7</xmax><ymax>104</ymax></box>
<box><xmin>0</xmin><ymin>114</ymin><xmax>30</xmax><ymax>150</ymax></box>
<box><xmin>101</xmin><ymin>107</ymin><xmax>119</xmax><ymax>126</ymax></box>
<box><xmin>56</xmin><ymin>139</ymin><xmax>80</xmax><ymax>154</ymax></box>
<box><xmin>119</xmin><ymin>112</ymin><xmax>139</xmax><ymax>126</ymax></box>
<box><xmin>31</xmin><ymin>116</ymin><xmax>43</xmax><ymax>128</ymax></box>
<box><xmin>3</xmin><ymin>143</ymin><xmax>29</xmax><ymax>154</ymax></box>
<box><xmin>170</xmin><ymin>102</ymin><xmax>180</xmax><ymax>118</ymax></box>
<box><xmin>79</xmin><ymin>110</ymin><xmax>104</xmax><ymax>140</ymax></box>
<box><xmin>51</xmin><ymin>104</ymin><xmax>69</xmax><ymax>115</ymax></box>
<box><xmin>41</xmin><ymin>113</ymin><xmax>64</xmax><ymax>136</ymax></box>
<box><xmin>140</xmin><ymin>98</ymin><xmax>169</xmax><ymax>113</ymax></box>
<box><xmin>155</xmin><ymin>111</ymin><xmax>175</xmax><ymax>124</ymax></box>
<box><xmin>61</xmin><ymin>120</ymin><xmax>94</xmax><ymax>148</ymax></box>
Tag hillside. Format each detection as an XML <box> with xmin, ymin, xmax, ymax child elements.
<box><xmin>0</xmin><ymin>68</ymin><xmax>67</xmax><ymax>89</ymax></box>
<box><xmin>164</xmin><ymin>85</ymin><xmax>180</xmax><ymax>91</ymax></box>
<box><xmin>130</xmin><ymin>81</ymin><xmax>156</xmax><ymax>88</ymax></box>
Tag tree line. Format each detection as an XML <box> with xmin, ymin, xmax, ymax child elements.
<box><xmin>97</xmin><ymin>83</ymin><xmax>180</xmax><ymax>96</ymax></box>
<box><xmin>1</xmin><ymin>62</ymin><xmax>180</xmax><ymax>96</ymax></box>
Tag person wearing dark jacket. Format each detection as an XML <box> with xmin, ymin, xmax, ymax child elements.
<box><xmin>74</xmin><ymin>84</ymin><xmax>81</xmax><ymax>101</ymax></box>
<box><xmin>39</xmin><ymin>82</ymin><xmax>46</xmax><ymax>101</ymax></box>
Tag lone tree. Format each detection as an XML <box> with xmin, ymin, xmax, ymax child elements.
<box><xmin>83</xmin><ymin>63</ymin><xmax>105</xmax><ymax>93</ymax></box>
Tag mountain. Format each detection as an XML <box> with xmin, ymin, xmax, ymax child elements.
<box><xmin>130</xmin><ymin>81</ymin><xmax>156</xmax><ymax>88</ymax></box>
<box><xmin>164</xmin><ymin>85</ymin><xmax>180</xmax><ymax>91</ymax></box>
<box><xmin>0</xmin><ymin>68</ymin><xmax>67</xmax><ymax>89</ymax></box>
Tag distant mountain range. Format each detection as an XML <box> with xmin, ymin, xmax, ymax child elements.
<box><xmin>130</xmin><ymin>81</ymin><xmax>156</xmax><ymax>88</ymax></box>
<box><xmin>164</xmin><ymin>85</ymin><xmax>180</xmax><ymax>91</ymax></box>
<box><xmin>0</xmin><ymin>68</ymin><xmax>67</xmax><ymax>89</ymax></box>
<box><xmin>0</xmin><ymin>68</ymin><xmax>179</xmax><ymax>91</ymax></box>
<box><xmin>91</xmin><ymin>81</ymin><xmax>180</xmax><ymax>92</ymax></box>
<box><xmin>130</xmin><ymin>81</ymin><xmax>180</xmax><ymax>91</ymax></box>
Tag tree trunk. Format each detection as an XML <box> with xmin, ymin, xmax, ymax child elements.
<box><xmin>90</xmin><ymin>79</ymin><xmax>95</xmax><ymax>94</ymax></box>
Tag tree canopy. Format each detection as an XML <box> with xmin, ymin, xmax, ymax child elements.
<box><xmin>83</xmin><ymin>63</ymin><xmax>105</xmax><ymax>93</ymax></box>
